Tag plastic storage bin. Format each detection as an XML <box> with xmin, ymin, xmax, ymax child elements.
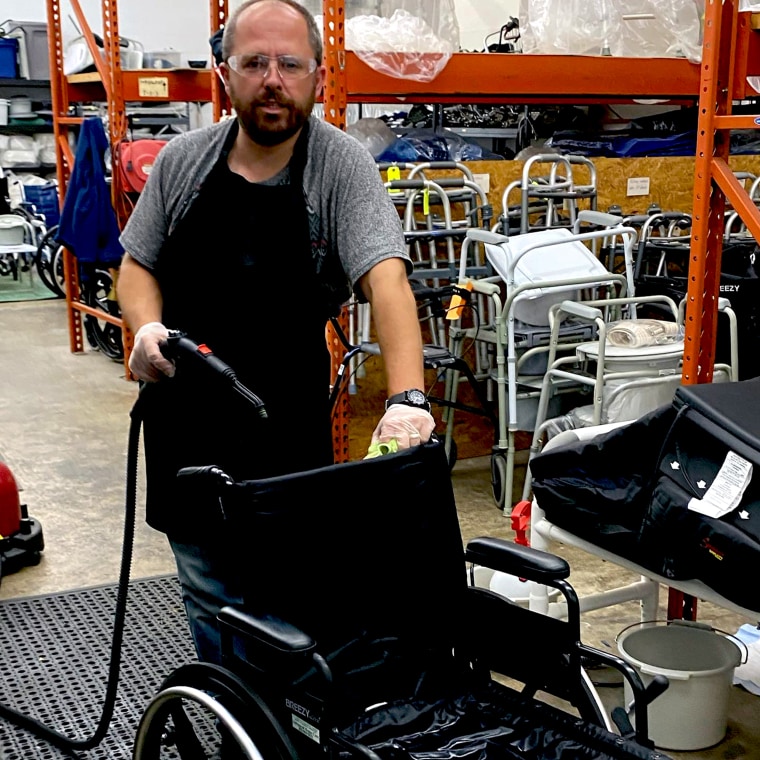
<box><xmin>0</xmin><ymin>37</ymin><xmax>19</xmax><ymax>78</ymax></box>
<box><xmin>143</xmin><ymin>50</ymin><xmax>181</xmax><ymax>69</ymax></box>
<box><xmin>1</xmin><ymin>22</ymin><xmax>49</xmax><ymax>80</ymax></box>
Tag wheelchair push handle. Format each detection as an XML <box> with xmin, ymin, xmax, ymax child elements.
<box><xmin>161</xmin><ymin>330</ymin><xmax>268</xmax><ymax>419</ymax></box>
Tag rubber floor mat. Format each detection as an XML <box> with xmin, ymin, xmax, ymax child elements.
<box><xmin>0</xmin><ymin>272</ymin><xmax>58</xmax><ymax>303</ymax></box>
<box><xmin>0</xmin><ymin>575</ymin><xmax>199</xmax><ymax>759</ymax></box>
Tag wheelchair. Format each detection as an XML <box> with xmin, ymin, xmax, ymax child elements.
<box><xmin>131</xmin><ymin>436</ymin><xmax>670</xmax><ymax>760</ymax></box>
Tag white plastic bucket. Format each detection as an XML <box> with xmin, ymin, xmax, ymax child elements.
<box><xmin>472</xmin><ymin>566</ymin><xmax>560</xmax><ymax>607</ymax></box>
<box><xmin>617</xmin><ymin>621</ymin><xmax>744</xmax><ymax>751</ymax></box>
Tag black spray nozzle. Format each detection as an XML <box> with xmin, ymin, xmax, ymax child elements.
<box><xmin>161</xmin><ymin>330</ymin><xmax>268</xmax><ymax>419</ymax></box>
<box><xmin>163</xmin><ymin>331</ymin><xmax>237</xmax><ymax>381</ymax></box>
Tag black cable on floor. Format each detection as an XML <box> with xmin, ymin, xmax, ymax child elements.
<box><xmin>0</xmin><ymin>391</ymin><xmax>145</xmax><ymax>751</ymax></box>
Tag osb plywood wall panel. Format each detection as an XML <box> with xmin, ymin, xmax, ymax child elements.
<box><xmin>384</xmin><ymin>156</ymin><xmax>760</xmax><ymax>219</ymax></box>
<box><xmin>471</xmin><ymin>156</ymin><xmax>760</xmax><ymax>217</ymax></box>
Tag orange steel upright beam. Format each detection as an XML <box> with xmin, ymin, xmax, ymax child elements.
<box><xmin>322</xmin><ymin>0</ymin><xmax>352</xmax><ymax>463</ymax></box>
<box><xmin>100</xmin><ymin>0</ymin><xmax>133</xmax><ymax>378</ymax></box>
<box><xmin>101</xmin><ymin>0</ymin><xmax>129</xmax><ymax>226</ymax></box>
<box><xmin>46</xmin><ymin>0</ymin><xmax>85</xmax><ymax>356</ymax></box>
<box><xmin>674</xmin><ymin>0</ymin><xmax>760</xmax><ymax>621</ymax></box>
<box><xmin>322</xmin><ymin>0</ymin><xmax>348</xmax><ymax>131</ymax></box>
<box><xmin>684</xmin><ymin>0</ymin><xmax>741</xmax><ymax>386</ymax></box>
<box><xmin>209</xmin><ymin>0</ymin><xmax>230</xmax><ymax>121</ymax></box>
<box><xmin>45</xmin><ymin>0</ymin><xmax>75</xmax><ymax>188</ymax></box>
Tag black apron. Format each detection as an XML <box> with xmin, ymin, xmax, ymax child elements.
<box><xmin>141</xmin><ymin>124</ymin><xmax>334</xmax><ymax>537</ymax></box>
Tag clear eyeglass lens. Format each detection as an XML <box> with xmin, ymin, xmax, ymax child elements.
<box><xmin>228</xmin><ymin>54</ymin><xmax>316</xmax><ymax>80</ymax></box>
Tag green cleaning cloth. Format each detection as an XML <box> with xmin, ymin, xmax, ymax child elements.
<box><xmin>364</xmin><ymin>439</ymin><xmax>399</xmax><ymax>459</ymax></box>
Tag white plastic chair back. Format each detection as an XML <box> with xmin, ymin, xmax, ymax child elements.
<box><xmin>0</xmin><ymin>215</ymin><xmax>28</xmax><ymax>246</ymax></box>
<box><xmin>484</xmin><ymin>227</ymin><xmax>612</xmax><ymax>326</ymax></box>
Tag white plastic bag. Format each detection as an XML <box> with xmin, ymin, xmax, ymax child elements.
<box><xmin>345</xmin><ymin>1</ymin><xmax>459</xmax><ymax>82</ymax></box>
<box><xmin>733</xmin><ymin>623</ymin><xmax>760</xmax><ymax>696</ymax></box>
<box><xmin>606</xmin><ymin>319</ymin><xmax>684</xmax><ymax>348</ymax></box>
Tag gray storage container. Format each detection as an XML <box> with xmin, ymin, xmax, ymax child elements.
<box><xmin>1</xmin><ymin>21</ymin><xmax>50</xmax><ymax>80</ymax></box>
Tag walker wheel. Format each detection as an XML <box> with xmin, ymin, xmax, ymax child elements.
<box><xmin>490</xmin><ymin>451</ymin><xmax>508</xmax><ymax>511</ymax></box>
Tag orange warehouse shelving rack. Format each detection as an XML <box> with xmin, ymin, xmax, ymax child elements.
<box><xmin>45</xmin><ymin>0</ymin><xmax>760</xmax><ymax>465</ymax></box>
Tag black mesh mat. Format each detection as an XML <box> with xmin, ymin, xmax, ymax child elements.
<box><xmin>0</xmin><ymin>575</ymin><xmax>198</xmax><ymax>759</ymax></box>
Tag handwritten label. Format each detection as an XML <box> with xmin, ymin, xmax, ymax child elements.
<box><xmin>138</xmin><ymin>77</ymin><xmax>169</xmax><ymax>98</ymax></box>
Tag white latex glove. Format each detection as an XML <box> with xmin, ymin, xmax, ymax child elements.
<box><xmin>128</xmin><ymin>322</ymin><xmax>175</xmax><ymax>382</ymax></box>
<box><xmin>371</xmin><ymin>404</ymin><xmax>436</xmax><ymax>450</ymax></box>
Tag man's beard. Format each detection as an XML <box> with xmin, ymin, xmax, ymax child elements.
<box><xmin>232</xmin><ymin>86</ymin><xmax>316</xmax><ymax>147</ymax></box>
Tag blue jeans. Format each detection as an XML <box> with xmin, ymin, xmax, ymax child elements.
<box><xmin>169</xmin><ymin>536</ymin><xmax>245</xmax><ymax>666</ymax></box>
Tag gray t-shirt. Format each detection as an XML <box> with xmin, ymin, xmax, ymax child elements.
<box><xmin>120</xmin><ymin>116</ymin><xmax>409</xmax><ymax>309</ymax></box>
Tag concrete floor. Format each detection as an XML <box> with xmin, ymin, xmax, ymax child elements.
<box><xmin>1</xmin><ymin>298</ymin><xmax>759</xmax><ymax>759</ymax></box>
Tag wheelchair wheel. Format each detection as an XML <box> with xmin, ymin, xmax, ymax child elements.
<box><xmin>51</xmin><ymin>238</ymin><xmax>66</xmax><ymax>296</ymax></box>
<box><xmin>34</xmin><ymin>225</ymin><xmax>65</xmax><ymax>298</ymax></box>
<box><xmin>446</xmin><ymin>437</ymin><xmax>458</xmax><ymax>471</ymax></box>
<box><xmin>133</xmin><ymin>662</ymin><xmax>298</xmax><ymax>760</ymax></box>
<box><xmin>81</xmin><ymin>267</ymin><xmax>124</xmax><ymax>362</ymax></box>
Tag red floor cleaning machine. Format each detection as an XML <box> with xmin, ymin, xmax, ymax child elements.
<box><xmin>0</xmin><ymin>458</ymin><xmax>44</xmax><ymax>582</ymax></box>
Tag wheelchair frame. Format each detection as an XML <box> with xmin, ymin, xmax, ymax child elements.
<box><xmin>132</xmin><ymin>440</ymin><xmax>669</xmax><ymax>760</ymax></box>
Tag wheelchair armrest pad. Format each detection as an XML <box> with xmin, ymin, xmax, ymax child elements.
<box><xmin>465</xmin><ymin>537</ymin><xmax>570</xmax><ymax>582</ymax></box>
<box><xmin>218</xmin><ymin>606</ymin><xmax>316</xmax><ymax>655</ymax></box>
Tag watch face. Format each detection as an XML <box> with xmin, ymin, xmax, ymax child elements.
<box><xmin>408</xmin><ymin>390</ymin><xmax>426</xmax><ymax>405</ymax></box>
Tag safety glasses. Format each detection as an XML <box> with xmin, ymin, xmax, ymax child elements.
<box><xmin>226</xmin><ymin>53</ymin><xmax>318</xmax><ymax>81</ymax></box>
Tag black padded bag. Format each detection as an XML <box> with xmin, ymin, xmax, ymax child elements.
<box><xmin>531</xmin><ymin>379</ymin><xmax>760</xmax><ymax>612</ymax></box>
<box><xmin>639</xmin><ymin>378</ymin><xmax>760</xmax><ymax>609</ymax></box>
<box><xmin>529</xmin><ymin>404</ymin><xmax>676</xmax><ymax>563</ymax></box>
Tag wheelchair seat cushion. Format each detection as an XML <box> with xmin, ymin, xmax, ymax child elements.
<box><xmin>341</xmin><ymin>681</ymin><xmax>668</xmax><ymax>760</ymax></box>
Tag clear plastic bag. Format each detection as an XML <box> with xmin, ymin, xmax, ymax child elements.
<box><xmin>346</xmin><ymin>117</ymin><xmax>397</xmax><ymax>158</ymax></box>
<box><xmin>519</xmin><ymin>0</ymin><xmax>704</xmax><ymax>63</ymax></box>
<box><xmin>345</xmin><ymin>1</ymin><xmax>460</xmax><ymax>82</ymax></box>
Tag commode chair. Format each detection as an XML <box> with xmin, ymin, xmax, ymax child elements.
<box><xmin>443</xmin><ymin>211</ymin><xmax>637</xmax><ymax>512</ymax></box>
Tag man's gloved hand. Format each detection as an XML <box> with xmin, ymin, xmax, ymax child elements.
<box><xmin>371</xmin><ymin>404</ymin><xmax>435</xmax><ymax>450</ymax></box>
<box><xmin>128</xmin><ymin>322</ymin><xmax>175</xmax><ymax>382</ymax></box>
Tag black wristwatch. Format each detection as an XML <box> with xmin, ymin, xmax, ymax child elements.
<box><xmin>386</xmin><ymin>389</ymin><xmax>431</xmax><ymax>414</ymax></box>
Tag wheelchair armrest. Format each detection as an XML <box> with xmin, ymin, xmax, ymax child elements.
<box><xmin>465</xmin><ymin>537</ymin><xmax>570</xmax><ymax>582</ymax></box>
<box><xmin>218</xmin><ymin>606</ymin><xmax>316</xmax><ymax>656</ymax></box>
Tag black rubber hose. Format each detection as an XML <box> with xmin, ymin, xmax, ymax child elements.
<box><xmin>0</xmin><ymin>389</ymin><xmax>145</xmax><ymax>751</ymax></box>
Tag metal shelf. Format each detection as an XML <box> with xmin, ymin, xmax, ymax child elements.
<box><xmin>0</xmin><ymin>123</ymin><xmax>52</xmax><ymax>133</ymax></box>
<box><xmin>0</xmin><ymin>78</ymin><xmax>52</xmax><ymax>101</ymax></box>
<box><xmin>340</xmin><ymin>51</ymin><xmax>703</xmax><ymax>106</ymax></box>
<box><xmin>66</xmin><ymin>68</ymin><xmax>214</xmax><ymax>103</ymax></box>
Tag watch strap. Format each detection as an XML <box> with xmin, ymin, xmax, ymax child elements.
<box><xmin>386</xmin><ymin>389</ymin><xmax>431</xmax><ymax>414</ymax></box>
